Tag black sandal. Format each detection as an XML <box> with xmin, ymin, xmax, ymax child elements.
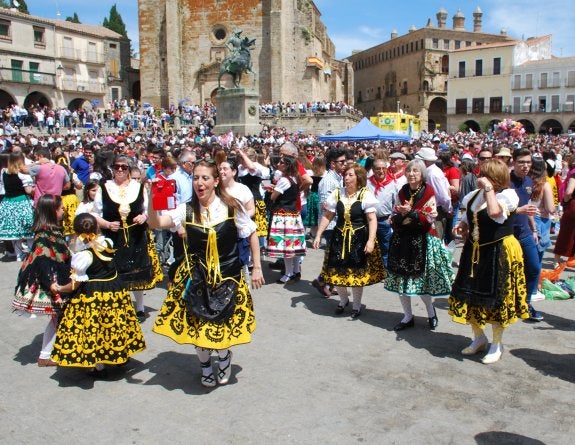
<box><xmin>217</xmin><ymin>351</ymin><xmax>233</xmax><ymax>385</ymax></box>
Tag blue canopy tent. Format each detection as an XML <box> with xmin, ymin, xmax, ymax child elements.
<box><xmin>318</xmin><ymin>117</ymin><xmax>411</xmax><ymax>142</ymax></box>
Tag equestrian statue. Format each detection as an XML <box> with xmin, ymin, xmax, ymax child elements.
<box><xmin>218</xmin><ymin>30</ymin><xmax>257</xmax><ymax>89</ymax></box>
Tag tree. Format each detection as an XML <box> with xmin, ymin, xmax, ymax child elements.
<box><xmin>14</xmin><ymin>0</ymin><xmax>29</xmax><ymax>14</ymax></box>
<box><xmin>103</xmin><ymin>4</ymin><xmax>127</xmax><ymax>37</ymax></box>
<box><xmin>1</xmin><ymin>0</ymin><xmax>29</xmax><ymax>13</ymax></box>
<box><xmin>65</xmin><ymin>13</ymin><xmax>81</xmax><ymax>24</ymax></box>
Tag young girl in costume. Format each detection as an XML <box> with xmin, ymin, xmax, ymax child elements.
<box><xmin>50</xmin><ymin>213</ymin><xmax>146</xmax><ymax>378</ymax></box>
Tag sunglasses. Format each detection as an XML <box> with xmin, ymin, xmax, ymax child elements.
<box><xmin>113</xmin><ymin>164</ymin><xmax>129</xmax><ymax>171</ymax></box>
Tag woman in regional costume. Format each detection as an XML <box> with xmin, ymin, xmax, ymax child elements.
<box><xmin>13</xmin><ymin>194</ymin><xmax>71</xmax><ymax>367</ymax></box>
<box><xmin>50</xmin><ymin>213</ymin><xmax>145</xmax><ymax>377</ymax></box>
<box><xmin>385</xmin><ymin>159</ymin><xmax>453</xmax><ymax>331</ymax></box>
<box><xmin>449</xmin><ymin>159</ymin><xmax>529</xmax><ymax>364</ymax></box>
<box><xmin>0</xmin><ymin>153</ymin><xmax>34</xmax><ymax>260</ymax></box>
<box><xmin>93</xmin><ymin>155</ymin><xmax>163</xmax><ymax>322</ymax></box>
<box><xmin>237</xmin><ymin>147</ymin><xmax>270</xmax><ymax>249</ymax></box>
<box><xmin>266</xmin><ymin>155</ymin><xmax>306</xmax><ymax>283</ymax></box>
<box><xmin>313</xmin><ymin>164</ymin><xmax>385</xmax><ymax>319</ymax></box>
<box><xmin>149</xmin><ymin>160</ymin><xmax>264</xmax><ymax>388</ymax></box>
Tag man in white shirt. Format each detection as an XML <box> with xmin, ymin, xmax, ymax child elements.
<box><xmin>367</xmin><ymin>155</ymin><xmax>406</xmax><ymax>266</ymax></box>
<box><xmin>415</xmin><ymin>146</ymin><xmax>452</xmax><ymax>241</ymax></box>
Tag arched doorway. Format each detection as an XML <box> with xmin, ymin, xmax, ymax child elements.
<box><xmin>68</xmin><ymin>98</ymin><xmax>90</xmax><ymax>111</ymax></box>
<box><xmin>0</xmin><ymin>89</ymin><xmax>17</xmax><ymax>108</ymax></box>
<box><xmin>517</xmin><ymin>119</ymin><xmax>535</xmax><ymax>134</ymax></box>
<box><xmin>24</xmin><ymin>91</ymin><xmax>51</xmax><ymax>109</ymax></box>
<box><xmin>488</xmin><ymin>119</ymin><xmax>500</xmax><ymax>133</ymax></box>
<box><xmin>132</xmin><ymin>81</ymin><xmax>141</xmax><ymax>101</ymax></box>
<box><xmin>428</xmin><ymin>97</ymin><xmax>446</xmax><ymax>131</ymax></box>
<box><xmin>463</xmin><ymin>120</ymin><xmax>480</xmax><ymax>132</ymax></box>
<box><xmin>428</xmin><ymin>119</ymin><xmax>437</xmax><ymax>132</ymax></box>
<box><xmin>210</xmin><ymin>88</ymin><xmax>219</xmax><ymax>105</ymax></box>
<box><xmin>568</xmin><ymin>120</ymin><xmax>575</xmax><ymax>133</ymax></box>
<box><xmin>539</xmin><ymin>119</ymin><xmax>563</xmax><ymax>135</ymax></box>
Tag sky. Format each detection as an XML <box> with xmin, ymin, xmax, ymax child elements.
<box><xmin>22</xmin><ymin>0</ymin><xmax>575</xmax><ymax>60</ymax></box>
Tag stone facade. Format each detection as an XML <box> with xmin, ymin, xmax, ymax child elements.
<box><xmin>138</xmin><ymin>0</ymin><xmax>352</xmax><ymax>108</ymax></box>
<box><xmin>0</xmin><ymin>8</ymin><xmax>133</xmax><ymax>110</ymax></box>
<box><xmin>348</xmin><ymin>7</ymin><xmax>514</xmax><ymax>131</ymax></box>
<box><xmin>448</xmin><ymin>35</ymin><xmax>575</xmax><ymax>134</ymax></box>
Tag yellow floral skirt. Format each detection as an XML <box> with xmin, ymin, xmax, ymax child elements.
<box><xmin>52</xmin><ymin>280</ymin><xmax>146</xmax><ymax>367</ymax></box>
<box><xmin>153</xmin><ymin>261</ymin><xmax>256</xmax><ymax>349</ymax></box>
<box><xmin>61</xmin><ymin>193</ymin><xmax>79</xmax><ymax>236</ymax></box>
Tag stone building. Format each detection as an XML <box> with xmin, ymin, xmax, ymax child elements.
<box><xmin>0</xmin><ymin>7</ymin><xmax>134</xmax><ymax>110</ymax></box>
<box><xmin>448</xmin><ymin>35</ymin><xmax>575</xmax><ymax>134</ymax></box>
<box><xmin>138</xmin><ymin>0</ymin><xmax>353</xmax><ymax>108</ymax></box>
<box><xmin>347</xmin><ymin>7</ymin><xmax>514</xmax><ymax>131</ymax></box>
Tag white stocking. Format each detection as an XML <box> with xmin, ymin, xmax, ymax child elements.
<box><xmin>335</xmin><ymin>286</ymin><xmax>349</xmax><ymax>305</ymax></box>
<box><xmin>39</xmin><ymin>315</ymin><xmax>58</xmax><ymax>359</ymax></box>
<box><xmin>399</xmin><ymin>294</ymin><xmax>413</xmax><ymax>323</ymax></box>
<box><xmin>420</xmin><ymin>295</ymin><xmax>435</xmax><ymax>317</ymax></box>
<box><xmin>133</xmin><ymin>290</ymin><xmax>144</xmax><ymax>313</ymax></box>
<box><xmin>351</xmin><ymin>287</ymin><xmax>363</xmax><ymax>311</ymax></box>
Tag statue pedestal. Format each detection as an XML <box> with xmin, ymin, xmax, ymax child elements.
<box><xmin>214</xmin><ymin>89</ymin><xmax>261</xmax><ymax>136</ymax></box>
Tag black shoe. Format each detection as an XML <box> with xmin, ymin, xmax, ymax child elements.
<box><xmin>86</xmin><ymin>368</ymin><xmax>108</xmax><ymax>379</ymax></box>
<box><xmin>136</xmin><ymin>311</ymin><xmax>146</xmax><ymax>323</ymax></box>
<box><xmin>268</xmin><ymin>260</ymin><xmax>284</xmax><ymax>271</ymax></box>
<box><xmin>428</xmin><ymin>309</ymin><xmax>438</xmax><ymax>330</ymax></box>
<box><xmin>393</xmin><ymin>317</ymin><xmax>415</xmax><ymax>331</ymax></box>
<box><xmin>350</xmin><ymin>308</ymin><xmax>362</xmax><ymax>319</ymax></box>
<box><xmin>528</xmin><ymin>305</ymin><xmax>544</xmax><ymax>322</ymax></box>
<box><xmin>293</xmin><ymin>272</ymin><xmax>301</xmax><ymax>282</ymax></box>
<box><xmin>334</xmin><ymin>300</ymin><xmax>349</xmax><ymax>314</ymax></box>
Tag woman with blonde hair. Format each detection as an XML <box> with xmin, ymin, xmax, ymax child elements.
<box><xmin>450</xmin><ymin>159</ymin><xmax>529</xmax><ymax>364</ymax></box>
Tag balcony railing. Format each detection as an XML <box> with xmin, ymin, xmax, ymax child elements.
<box><xmin>0</xmin><ymin>67</ymin><xmax>55</xmax><ymax>86</ymax></box>
<box><xmin>59</xmin><ymin>47</ymin><xmax>104</xmax><ymax>64</ymax></box>
<box><xmin>448</xmin><ymin>104</ymin><xmax>575</xmax><ymax>114</ymax></box>
<box><xmin>61</xmin><ymin>79</ymin><xmax>105</xmax><ymax>94</ymax></box>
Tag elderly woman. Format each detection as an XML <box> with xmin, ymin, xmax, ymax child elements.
<box><xmin>450</xmin><ymin>159</ymin><xmax>529</xmax><ymax>363</ymax></box>
<box><xmin>313</xmin><ymin>164</ymin><xmax>385</xmax><ymax>318</ymax></box>
<box><xmin>93</xmin><ymin>154</ymin><xmax>163</xmax><ymax>322</ymax></box>
<box><xmin>385</xmin><ymin>159</ymin><xmax>453</xmax><ymax>331</ymax></box>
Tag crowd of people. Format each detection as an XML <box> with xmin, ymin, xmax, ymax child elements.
<box><xmin>2</xmin><ymin>102</ymin><xmax>575</xmax><ymax>387</ymax></box>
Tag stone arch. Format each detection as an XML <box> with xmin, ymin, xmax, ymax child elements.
<box><xmin>488</xmin><ymin>119</ymin><xmax>500</xmax><ymax>133</ymax></box>
<box><xmin>517</xmin><ymin>119</ymin><xmax>535</xmax><ymax>134</ymax></box>
<box><xmin>210</xmin><ymin>88</ymin><xmax>219</xmax><ymax>105</ymax></box>
<box><xmin>539</xmin><ymin>119</ymin><xmax>563</xmax><ymax>135</ymax></box>
<box><xmin>67</xmin><ymin>98</ymin><xmax>91</xmax><ymax>111</ymax></box>
<box><xmin>568</xmin><ymin>120</ymin><xmax>575</xmax><ymax>133</ymax></box>
<box><xmin>0</xmin><ymin>89</ymin><xmax>17</xmax><ymax>108</ymax></box>
<box><xmin>463</xmin><ymin>120</ymin><xmax>480</xmax><ymax>132</ymax></box>
<box><xmin>428</xmin><ymin>97</ymin><xmax>446</xmax><ymax>131</ymax></box>
<box><xmin>24</xmin><ymin>91</ymin><xmax>51</xmax><ymax>109</ymax></box>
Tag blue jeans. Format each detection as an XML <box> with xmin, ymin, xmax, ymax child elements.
<box><xmin>376</xmin><ymin>220</ymin><xmax>392</xmax><ymax>267</ymax></box>
<box><xmin>518</xmin><ymin>234</ymin><xmax>542</xmax><ymax>303</ymax></box>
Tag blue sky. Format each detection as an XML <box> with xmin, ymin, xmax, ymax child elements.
<box><xmin>23</xmin><ymin>0</ymin><xmax>575</xmax><ymax>59</ymax></box>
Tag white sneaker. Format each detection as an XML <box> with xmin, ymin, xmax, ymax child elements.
<box><xmin>531</xmin><ymin>291</ymin><xmax>545</xmax><ymax>302</ymax></box>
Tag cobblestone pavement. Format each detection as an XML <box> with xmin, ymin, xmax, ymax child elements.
<box><xmin>0</xmin><ymin>240</ymin><xmax>574</xmax><ymax>445</ymax></box>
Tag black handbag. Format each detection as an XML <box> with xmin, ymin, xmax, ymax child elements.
<box><xmin>182</xmin><ymin>258</ymin><xmax>238</xmax><ymax>323</ymax></box>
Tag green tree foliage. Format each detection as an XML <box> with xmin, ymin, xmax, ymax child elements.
<box><xmin>1</xmin><ymin>0</ymin><xmax>29</xmax><ymax>13</ymax></box>
<box><xmin>103</xmin><ymin>4</ymin><xmax>127</xmax><ymax>37</ymax></box>
<box><xmin>65</xmin><ymin>12</ymin><xmax>81</xmax><ymax>24</ymax></box>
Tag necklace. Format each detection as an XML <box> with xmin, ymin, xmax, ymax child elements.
<box><xmin>407</xmin><ymin>183</ymin><xmax>424</xmax><ymax>205</ymax></box>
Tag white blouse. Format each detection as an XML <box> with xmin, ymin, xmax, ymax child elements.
<box><xmin>166</xmin><ymin>195</ymin><xmax>256</xmax><ymax>239</ymax></box>
<box><xmin>325</xmin><ymin>187</ymin><xmax>379</xmax><ymax>214</ymax></box>
<box><xmin>460</xmin><ymin>188</ymin><xmax>519</xmax><ymax>225</ymax></box>
<box><xmin>92</xmin><ymin>180</ymin><xmax>147</xmax><ymax>218</ymax></box>
<box><xmin>70</xmin><ymin>236</ymin><xmax>114</xmax><ymax>282</ymax></box>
